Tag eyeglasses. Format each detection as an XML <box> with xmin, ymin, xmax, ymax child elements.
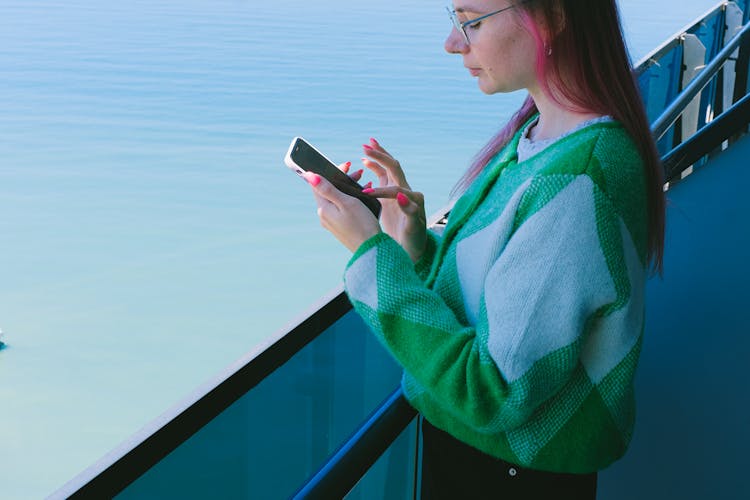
<box><xmin>446</xmin><ymin>3</ymin><xmax>525</xmax><ymax>45</ymax></box>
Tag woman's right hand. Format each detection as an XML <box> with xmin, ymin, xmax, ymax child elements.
<box><xmin>357</xmin><ymin>138</ymin><xmax>427</xmax><ymax>263</ymax></box>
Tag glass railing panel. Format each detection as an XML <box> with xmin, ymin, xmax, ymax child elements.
<box><xmin>688</xmin><ymin>7</ymin><xmax>724</xmax><ymax>60</ymax></box>
<box><xmin>345</xmin><ymin>420</ymin><xmax>419</xmax><ymax>500</ymax></box>
<box><xmin>638</xmin><ymin>44</ymin><xmax>682</xmax><ymax>153</ymax></box>
<box><xmin>116</xmin><ymin>309</ymin><xmax>403</xmax><ymax>499</ymax></box>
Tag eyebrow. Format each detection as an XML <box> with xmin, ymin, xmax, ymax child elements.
<box><xmin>453</xmin><ymin>4</ymin><xmax>481</xmax><ymax>14</ymax></box>
<box><xmin>454</xmin><ymin>7</ymin><xmax>480</xmax><ymax>14</ymax></box>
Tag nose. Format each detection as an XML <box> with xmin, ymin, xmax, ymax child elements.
<box><xmin>444</xmin><ymin>27</ymin><xmax>469</xmax><ymax>54</ymax></box>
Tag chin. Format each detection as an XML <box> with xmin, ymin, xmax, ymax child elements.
<box><xmin>478</xmin><ymin>82</ymin><xmax>500</xmax><ymax>95</ymax></box>
<box><xmin>476</xmin><ymin>79</ymin><xmax>495</xmax><ymax>95</ymax></box>
<box><xmin>478</xmin><ymin>77</ymin><xmax>517</xmax><ymax>95</ymax></box>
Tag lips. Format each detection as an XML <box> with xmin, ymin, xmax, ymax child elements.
<box><xmin>467</xmin><ymin>67</ymin><xmax>480</xmax><ymax>76</ymax></box>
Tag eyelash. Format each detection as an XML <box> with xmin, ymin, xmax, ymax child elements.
<box><xmin>467</xmin><ymin>21</ymin><xmax>482</xmax><ymax>30</ymax></box>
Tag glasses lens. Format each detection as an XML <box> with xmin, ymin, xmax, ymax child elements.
<box><xmin>446</xmin><ymin>6</ymin><xmax>469</xmax><ymax>44</ymax></box>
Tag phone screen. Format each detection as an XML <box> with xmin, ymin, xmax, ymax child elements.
<box><xmin>287</xmin><ymin>138</ymin><xmax>381</xmax><ymax>217</ymax></box>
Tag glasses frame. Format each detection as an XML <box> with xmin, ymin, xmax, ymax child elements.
<box><xmin>446</xmin><ymin>2</ymin><xmax>526</xmax><ymax>45</ymax></box>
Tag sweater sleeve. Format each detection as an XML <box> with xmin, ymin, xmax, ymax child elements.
<box><xmin>343</xmin><ymin>173</ymin><xmax>635</xmax><ymax>433</ymax></box>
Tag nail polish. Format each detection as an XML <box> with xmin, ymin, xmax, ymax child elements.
<box><xmin>362</xmin><ymin>188</ymin><xmax>375</xmax><ymax>194</ymax></box>
<box><xmin>370</xmin><ymin>138</ymin><xmax>379</xmax><ymax>146</ymax></box>
<box><xmin>363</xmin><ymin>181</ymin><xmax>373</xmax><ymax>189</ymax></box>
<box><xmin>307</xmin><ymin>173</ymin><xmax>321</xmax><ymax>187</ymax></box>
<box><xmin>363</xmin><ymin>144</ymin><xmax>373</xmax><ymax>151</ymax></box>
<box><xmin>397</xmin><ymin>192</ymin><xmax>409</xmax><ymax>207</ymax></box>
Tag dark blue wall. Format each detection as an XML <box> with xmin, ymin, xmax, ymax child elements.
<box><xmin>599</xmin><ymin>134</ymin><xmax>750</xmax><ymax>499</ymax></box>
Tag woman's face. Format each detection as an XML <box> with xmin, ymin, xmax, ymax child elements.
<box><xmin>445</xmin><ymin>1</ymin><xmax>540</xmax><ymax>95</ymax></box>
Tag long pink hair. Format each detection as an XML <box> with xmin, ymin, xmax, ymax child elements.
<box><xmin>455</xmin><ymin>0</ymin><xmax>665</xmax><ymax>273</ymax></box>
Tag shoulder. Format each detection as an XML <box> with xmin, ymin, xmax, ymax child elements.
<box><xmin>584</xmin><ymin>123</ymin><xmax>645</xmax><ymax>194</ymax></box>
<box><xmin>517</xmin><ymin>123</ymin><xmax>649</xmax><ymax>261</ymax></box>
<box><xmin>524</xmin><ymin>121</ymin><xmax>645</xmax><ymax>209</ymax></box>
<box><xmin>530</xmin><ymin>121</ymin><xmax>639</xmax><ymax>175</ymax></box>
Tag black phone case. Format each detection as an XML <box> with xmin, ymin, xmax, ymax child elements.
<box><xmin>290</xmin><ymin>139</ymin><xmax>382</xmax><ymax>217</ymax></box>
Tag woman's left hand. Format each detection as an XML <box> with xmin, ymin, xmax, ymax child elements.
<box><xmin>304</xmin><ymin>172</ymin><xmax>381</xmax><ymax>253</ymax></box>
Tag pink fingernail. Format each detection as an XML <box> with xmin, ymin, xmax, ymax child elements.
<box><xmin>343</xmin><ymin>161</ymin><xmax>351</xmax><ymax>172</ymax></box>
<box><xmin>362</xmin><ymin>188</ymin><xmax>375</xmax><ymax>194</ymax></box>
<box><xmin>363</xmin><ymin>144</ymin><xmax>373</xmax><ymax>151</ymax></box>
<box><xmin>370</xmin><ymin>137</ymin><xmax>379</xmax><ymax>146</ymax></box>
<box><xmin>306</xmin><ymin>173</ymin><xmax>321</xmax><ymax>187</ymax></box>
<box><xmin>353</xmin><ymin>169</ymin><xmax>364</xmax><ymax>177</ymax></box>
<box><xmin>397</xmin><ymin>192</ymin><xmax>409</xmax><ymax>207</ymax></box>
<box><xmin>362</xmin><ymin>181</ymin><xmax>373</xmax><ymax>189</ymax></box>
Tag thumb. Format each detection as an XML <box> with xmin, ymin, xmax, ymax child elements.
<box><xmin>396</xmin><ymin>192</ymin><xmax>417</xmax><ymax>214</ymax></box>
<box><xmin>304</xmin><ymin>172</ymin><xmax>342</xmax><ymax>207</ymax></box>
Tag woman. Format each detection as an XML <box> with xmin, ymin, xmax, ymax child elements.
<box><xmin>303</xmin><ymin>0</ymin><xmax>665</xmax><ymax>497</ymax></box>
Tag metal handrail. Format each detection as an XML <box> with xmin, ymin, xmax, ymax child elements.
<box><xmin>53</xmin><ymin>290</ymin><xmax>355</xmax><ymax>499</ymax></box>
<box><xmin>52</xmin><ymin>6</ymin><xmax>750</xmax><ymax>500</ymax></box>
<box><xmin>633</xmin><ymin>0</ymin><xmax>729</xmax><ymax>73</ymax></box>
<box><xmin>651</xmin><ymin>20</ymin><xmax>750</xmax><ymax>140</ymax></box>
<box><xmin>289</xmin><ymin>16</ymin><xmax>750</xmax><ymax>500</ymax></box>
<box><xmin>292</xmin><ymin>388</ymin><xmax>417</xmax><ymax>500</ymax></box>
<box><xmin>286</xmin><ymin>115</ymin><xmax>750</xmax><ymax>500</ymax></box>
<box><xmin>662</xmin><ymin>92</ymin><xmax>750</xmax><ymax>182</ymax></box>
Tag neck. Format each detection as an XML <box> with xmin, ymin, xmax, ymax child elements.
<box><xmin>527</xmin><ymin>88</ymin><xmax>603</xmax><ymax>141</ymax></box>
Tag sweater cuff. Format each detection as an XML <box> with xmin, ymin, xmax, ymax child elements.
<box><xmin>346</xmin><ymin>231</ymin><xmax>392</xmax><ymax>271</ymax></box>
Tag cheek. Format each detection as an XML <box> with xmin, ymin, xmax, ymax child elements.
<box><xmin>477</xmin><ymin>24</ymin><xmax>521</xmax><ymax>65</ymax></box>
<box><xmin>480</xmin><ymin>36</ymin><xmax>519</xmax><ymax>73</ymax></box>
<box><xmin>491</xmin><ymin>33</ymin><xmax>536</xmax><ymax>79</ymax></box>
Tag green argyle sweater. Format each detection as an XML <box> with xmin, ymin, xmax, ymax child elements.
<box><xmin>343</xmin><ymin>118</ymin><xmax>649</xmax><ymax>473</ymax></box>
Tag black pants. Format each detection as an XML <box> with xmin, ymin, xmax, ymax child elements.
<box><xmin>420</xmin><ymin>418</ymin><xmax>597</xmax><ymax>500</ymax></box>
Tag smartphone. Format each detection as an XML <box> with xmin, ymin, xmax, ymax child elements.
<box><xmin>284</xmin><ymin>136</ymin><xmax>381</xmax><ymax>217</ymax></box>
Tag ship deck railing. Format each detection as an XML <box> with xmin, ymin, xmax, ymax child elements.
<box><xmin>54</xmin><ymin>2</ymin><xmax>750</xmax><ymax>499</ymax></box>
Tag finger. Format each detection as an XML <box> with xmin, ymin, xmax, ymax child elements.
<box><xmin>304</xmin><ymin>171</ymin><xmax>322</xmax><ymax>187</ymax></box>
<box><xmin>304</xmin><ymin>172</ymin><xmax>345</xmax><ymax>208</ymax></box>
<box><xmin>337</xmin><ymin>161</ymin><xmax>352</xmax><ymax>174</ymax></box>
<box><xmin>395</xmin><ymin>193</ymin><xmax>427</xmax><ymax>226</ymax></box>
<box><xmin>360</xmin><ymin>185</ymin><xmax>413</xmax><ymax>200</ymax></box>
<box><xmin>361</xmin><ymin>157</ymin><xmax>388</xmax><ymax>184</ymax></box>
<box><xmin>362</xmin><ymin>137</ymin><xmax>408</xmax><ymax>187</ymax></box>
<box><xmin>310</xmin><ymin>187</ymin><xmax>337</xmax><ymax>228</ymax></box>
<box><xmin>362</xmin><ymin>144</ymin><xmax>409</xmax><ymax>188</ymax></box>
<box><xmin>366</xmin><ymin>137</ymin><xmax>391</xmax><ymax>156</ymax></box>
<box><xmin>395</xmin><ymin>192</ymin><xmax>426</xmax><ymax>225</ymax></box>
<box><xmin>312</xmin><ymin>190</ymin><xmax>335</xmax><ymax>213</ymax></box>
<box><xmin>306</xmin><ymin>171</ymin><xmax>368</xmax><ymax>218</ymax></box>
<box><xmin>349</xmin><ymin>168</ymin><xmax>364</xmax><ymax>182</ymax></box>
<box><xmin>396</xmin><ymin>192</ymin><xmax>411</xmax><ymax>209</ymax></box>
<box><xmin>363</xmin><ymin>186</ymin><xmax>425</xmax><ymax>212</ymax></box>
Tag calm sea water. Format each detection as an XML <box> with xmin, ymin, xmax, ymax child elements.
<box><xmin>0</xmin><ymin>0</ymin><xmax>721</xmax><ymax>496</ymax></box>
